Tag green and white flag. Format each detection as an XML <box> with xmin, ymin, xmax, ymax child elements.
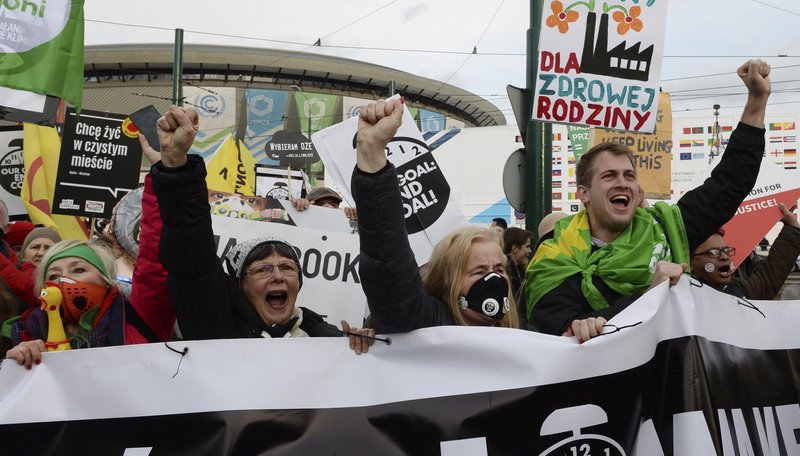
<box><xmin>0</xmin><ymin>0</ymin><xmax>85</xmax><ymax>111</ymax></box>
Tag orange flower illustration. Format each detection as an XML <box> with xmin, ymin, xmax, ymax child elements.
<box><xmin>612</xmin><ymin>5</ymin><xmax>643</xmax><ymax>35</ymax></box>
<box><xmin>546</xmin><ymin>1</ymin><xmax>580</xmax><ymax>34</ymax></box>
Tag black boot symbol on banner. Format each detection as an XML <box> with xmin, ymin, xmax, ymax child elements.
<box><xmin>538</xmin><ymin>404</ymin><xmax>626</xmax><ymax>456</ymax></box>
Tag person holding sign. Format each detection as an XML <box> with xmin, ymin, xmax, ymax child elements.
<box><xmin>690</xmin><ymin>203</ymin><xmax>800</xmax><ymax>300</ymax></box>
<box><xmin>353</xmin><ymin>98</ymin><xmax>520</xmax><ymax>331</ymax></box>
<box><xmin>527</xmin><ymin>60</ymin><xmax>771</xmax><ymax>343</ymax></box>
<box><xmin>146</xmin><ymin>106</ymin><xmax>374</xmax><ymax>354</ymax></box>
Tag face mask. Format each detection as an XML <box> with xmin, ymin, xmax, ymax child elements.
<box><xmin>458</xmin><ymin>272</ymin><xmax>510</xmax><ymax>320</ymax></box>
<box><xmin>54</xmin><ymin>277</ymin><xmax>109</xmax><ymax>324</ymax></box>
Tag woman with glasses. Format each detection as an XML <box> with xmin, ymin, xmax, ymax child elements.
<box><xmin>690</xmin><ymin>203</ymin><xmax>800</xmax><ymax>299</ymax></box>
<box><xmin>145</xmin><ymin>106</ymin><xmax>373</xmax><ymax>352</ymax></box>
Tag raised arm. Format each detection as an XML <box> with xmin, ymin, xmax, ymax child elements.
<box><xmin>149</xmin><ymin>106</ymin><xmax>238</xmax><ymax>339</ymax></box>
<box><xmin>677</xmin><ymin>60</ymin><xmax>770</xmax><ymax>250</ymax></box>
<box><xmin>353</xmin><ymin>98</ymin><xmax>447</xmax><ymax>333</ymax></box>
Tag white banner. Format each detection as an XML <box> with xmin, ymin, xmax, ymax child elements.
<box><xmin>1</xmin><ymin>279</ymin><xmax>799</xmax><ymax>454</ymax></box>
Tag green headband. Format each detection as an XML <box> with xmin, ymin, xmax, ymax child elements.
<box><xmin>45</xmin><ymin>244</ymin><xmax>109</xmax><ymax>280</ymax></box>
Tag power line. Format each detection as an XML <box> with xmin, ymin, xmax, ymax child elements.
<box><xmin>668</xmin><ymin>78</ymin><xmax>800</xmax><ymax>95</ymax></box>
<box><xmin>661</xmin><ymin>63</ymin><xmax>800</xmax><ymax>82</ymax></box>
<box><xmin>87</xmin><ymin>20</ymin><xmax>800</xmax><ymax>59</ymax></box>
<box><xmin>434</xmin><ymin>0</ymin><xmax>506</xmax><ymax>94</ymax></box>
<box><xmin>751</xmin><ymin>0</ymin><xmax>800</xmax><ymax>16</ymax></box>
<box><xmin>319</xmin><ymin>0</ymin><xmax>403</xmax><ymax>41</ymax></box>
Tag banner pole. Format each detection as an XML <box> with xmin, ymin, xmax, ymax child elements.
<box><xmin>287</xmin><ymin>164</ymin><xmax>292</xmax><ymax>199</ymax></box>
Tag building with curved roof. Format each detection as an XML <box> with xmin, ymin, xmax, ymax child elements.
<box><xmin>82</xmin><ymin>43</ymin><xmax>505</xmax><ymax>128</ymax></box>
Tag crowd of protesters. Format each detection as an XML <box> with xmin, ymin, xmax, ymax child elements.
<box><xmin>2</xmin><ymin>59</ymin><xmax>799</xmax><ymax>370</ymax></box>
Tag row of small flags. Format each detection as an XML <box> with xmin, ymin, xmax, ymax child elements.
<box><xmin>552</xmin><ymin>192</ymin><xmax>577</xmax><ymax>200</ymax></box>
<box><xmin>679</xmin><ymin>152</ymin><xmax>705</xmax><ymax>161</ymax></box>
<box><xmin>681</xmin><ymin>125</ymin><xmax>734</xmax><ymax>135</ymax></box>
<box><xmin>768</xmin><ymin>149</ymin><xmax>797</xmax><ymax>157</ymax></box>
<box><xmin>770</xmin><ymin>136</ymin><xmax>796</xmax><ymax>143</ymax></box>
<box><xmin>769</xmin><ymin>122</ymin><xmax>797</xmax><ymax>131</ymax></box>
<box><xmin>552</xmin><ymin>180</ymin><xmax>577</xmax><ymax>189</ymax></box>
<box><xmin>682</xmin><ymin>123</ymin><xmax>796</xmax><ymax>134</ymax></box>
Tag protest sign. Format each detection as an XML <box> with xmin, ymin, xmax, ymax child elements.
<box><xmin>52</xmin><ymin>109</ymin><xmax>143</xmax><ymax>218</ymax></box>
<box><xmin>264</xmin><ymin>130</ymin><xmax>319</xmax><ymax>166</ymax></box>
<box><xmin>2</xmin><ymin>280</ymin><xmax>799</xmax><ymax>455</ymax></box>
<box><xmin>0</xmin><ymin>127</ymin><xmax>27</xmax><ymax>218</ymax></box>
<box><xmin>566</xmin><ymin>125</ymin><xmax>590</xmax><ymax>161</ymax></box>
<box><xmin>312</xmin><ymin>98</ymin><xmax>467</xmax><ymax>264</ymax></box>
<box><xmin>255</xmin><ymin>165</ymin><xmax>310</xmax><ymax>200</ymax></box>
<box><xmin>533</xmin><ymin>0</ymin><xmax>668</xmax><ymax>133</ymax></box>
<box><xmin>673</xmin><ymin>155</ymin><xmax>800</xmax><ymax>268</ymax></box>
<box><xmin>591</xmin><ymin>92</ymin><xmax>673</xmax><ymax>198</ymax></box>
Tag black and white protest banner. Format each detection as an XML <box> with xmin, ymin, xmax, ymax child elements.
<box><xmin>0</xmin><ymin>127</ymin><xmax>27</xmax><ymax>218</ymax></box>
<box><xmin>2</xmin><ymin>279</ymin><xmax>799</xmax><ymax>455</ymax></box>
<box><xmin>52</xmin><ymin>109</ymin><xmax>143</xmax><ymax>218</ymax></box>
<box><xmin>312</xmin><ymin>97</ymin><xmax>467</xmax><ymax>264</ymax></box>
<box><xmin>254</xmin><ymin>164</ymin><xmax>310</xmax><ymax>200</ymax></box>
<box><xmin>211</xmin><ymin>209</ymin><xmax>366</xmax><ymax>327</ymax></box>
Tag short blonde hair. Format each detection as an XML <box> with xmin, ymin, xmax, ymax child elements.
<box><xmin>422</xmin><ymin>226</ymin><xmax>519</xmax><ymax>328</ymax></box>
<box><xmin>36</xmin><ymin>240</ymin><xmax>117</xmax><ymax>293</ymax></box>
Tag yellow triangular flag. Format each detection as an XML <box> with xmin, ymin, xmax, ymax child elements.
<box><xmin>21</xmin><ymin>124</ymin><xmax>89</xmax><ymax>240</ymax></box>
<box><xmin>236</xmin><ymin>140</ymin><xmax>257</xmax><ymax>196</ymax></box>
<box><xmin>205</xmin><ymin>135</ymin><xmax>256</xmax><ymax>196</ymax></box>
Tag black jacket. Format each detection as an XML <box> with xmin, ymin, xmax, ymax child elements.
<box><xmin>151</xmin><ymin>156</ymin><xmax>341</xmax><ymax>339</ymax></box>
<box><xmin>353</xmin><ymin>163</ymin><xmax>456</xmax><ymax>333</ymax></box>
<box><xmin>532</xmin><ymin>122</ymin><xmax>767</xmax><ymax>335</ymax></box>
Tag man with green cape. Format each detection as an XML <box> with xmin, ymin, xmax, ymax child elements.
<box><xmin>526</xmin><ymin>60</ymin><xmax>771</xmax><ymax>343</ymax></box>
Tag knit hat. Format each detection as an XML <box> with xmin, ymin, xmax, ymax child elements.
<box><xmin>224</xmin><ymin>237</ymin><xmax>303</xmax><ymax>286</ymax></box>
<box><xmin>45</xmin><ymin>243</ymin><xmax>110</xmax><ymax>282</ymax></box>
<box><xmin>5</xmin><ymin>221</ymin><xmax>34</xmax><ymax>247</ymax></box>
<box><xmin>306</xmin><ymin>187</ymin><xmax>342</xmax><ymax>205</ymax></box>
<box><xmin>21</xmin><ymin>227</ymin><xmax>61</xmax><ymax>255</ymax></box>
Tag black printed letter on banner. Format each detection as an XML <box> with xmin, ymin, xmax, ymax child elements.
<box><xmin>395</xmin><ymin>154</ymin><xmax>450</xmax><ymax>234</ymax></box>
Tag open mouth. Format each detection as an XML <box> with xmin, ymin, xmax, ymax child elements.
<box><xmin>266</xmin><ymin>291</ymin><xmax>288</xmax><ymax>307</ymax></box>
<box><xmin>717</xmin><ymin>264</ymin><xmax>732</xmax><ymax>277</ymax></box>
<box><xmin>609</xmin><ymin>194</ymin><xmax>630</xmax><ymax>210</ymax></box>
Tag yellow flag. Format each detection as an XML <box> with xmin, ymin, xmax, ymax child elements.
<box><xmin>205</xmin><ymin>134</ymin><xmax>257</xmax><ymax>196</ymax></box>
<box><xmin>21</xmin><ymin>124</ymin><xmax>89</xmax><ymax>240</ymax></box>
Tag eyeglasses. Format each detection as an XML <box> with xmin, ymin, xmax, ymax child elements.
<box><xmin>692</xmin><ymin>247</ymin><xmax>735</xmax><ymax>258</ymax></box>
<box><xmin>244</xmin><ymin>262</ymin><xmax>299</xmax><ymax>279</ymax></box>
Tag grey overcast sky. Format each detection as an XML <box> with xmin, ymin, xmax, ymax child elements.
<box><xmin>84</xmin><ymin>0</ymin><xmax>800</xmax><ymax>125</ymax></box>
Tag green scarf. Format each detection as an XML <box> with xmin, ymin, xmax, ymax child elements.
<box><xmin>525</xmin><ymin>202</ymin><xmax>689</xmax><ymax>320</ymax></box>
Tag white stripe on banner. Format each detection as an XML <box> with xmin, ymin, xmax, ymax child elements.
<box><xmin>1</xmin><ymin>278</ymin><xmax>799</xmax><ymax>454</ymax></box>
